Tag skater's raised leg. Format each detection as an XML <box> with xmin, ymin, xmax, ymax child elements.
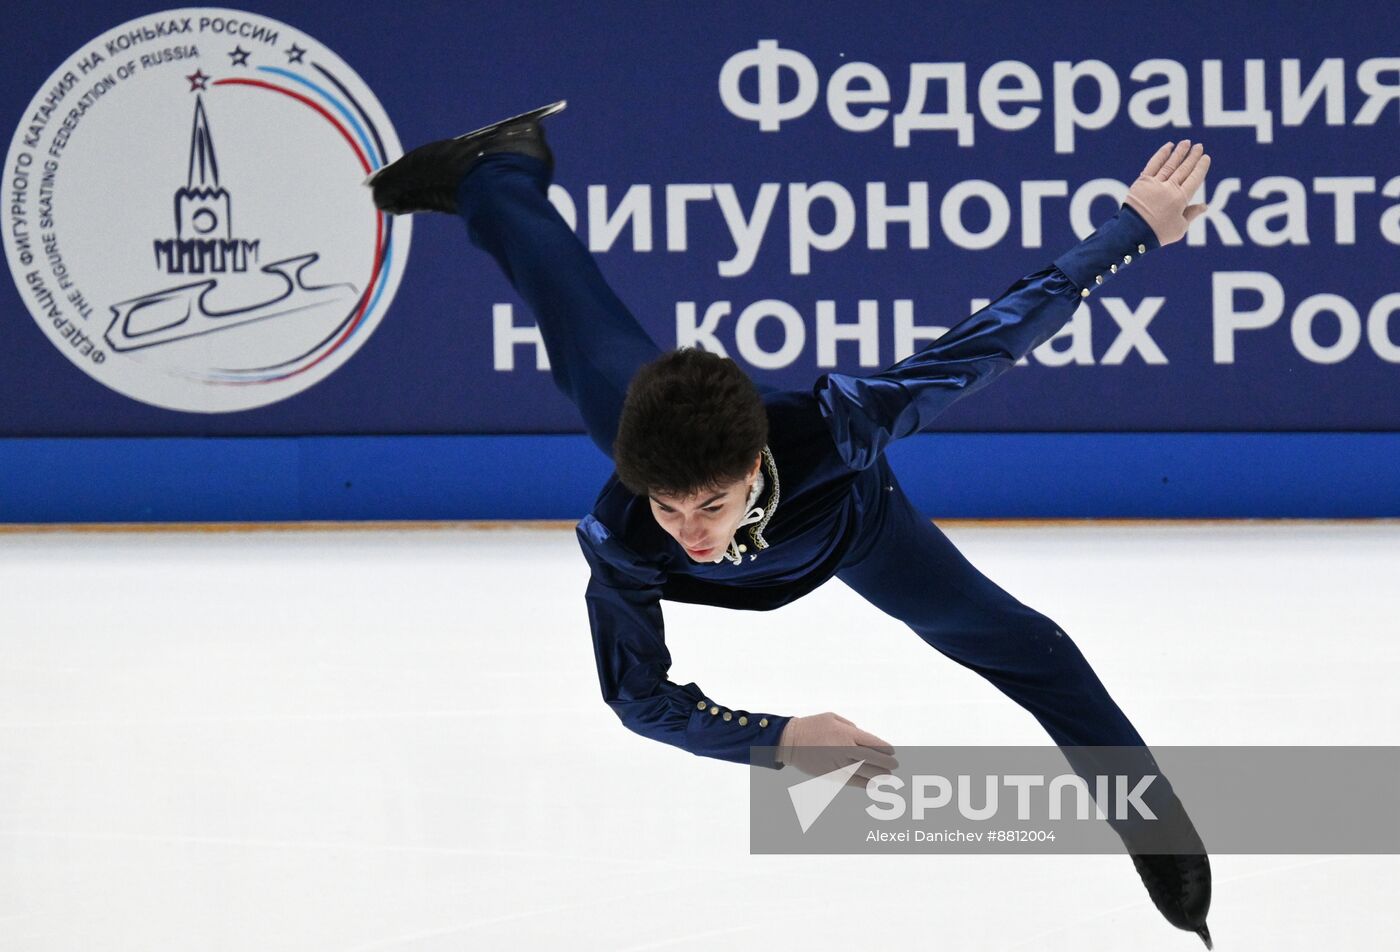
<box><xmin>369</xmin><ymin>102</ymin><xmax>663</xmax><ymax>457</ymax></box>
<box><xmin>455</xmin><ymin>152</ymin><xmax>664</xmax><ymax>457</ymax></box>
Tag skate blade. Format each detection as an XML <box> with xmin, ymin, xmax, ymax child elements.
<box><xmin>1196</xmin><ymin>923</ymin><xmax>1213</xmax><ymax>949</ymax></box>
<box><xmin>362</xmin><ymin>100</ymin><xmax>567</xmax><ymax>187</ymax></box>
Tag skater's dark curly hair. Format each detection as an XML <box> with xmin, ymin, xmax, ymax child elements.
<box><xmin>613</xmin><ymin>348</ymin><xmax>768</xmax><ymax>497</ymax></box>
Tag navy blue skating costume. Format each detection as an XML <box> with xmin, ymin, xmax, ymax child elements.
<box><xmin>457</xmin><ymin>152</ymin><xmax>1162</xmax><ymax>773</ymax></box>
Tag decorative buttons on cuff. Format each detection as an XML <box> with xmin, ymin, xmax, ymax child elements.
<box><xmin>738</xmin><ymin>716</ymin><xmax>748</xmax><ymax>726</ymax></box>
<box><xmin>1137</xmin><ymin>243</ymin><xmax>1146</xmax><ymax>254</ymax></box>
<box><xmin>723</xmin><ymin>712</ymin><xmax>732</xmax><ymax>721</ymax></box>
<box><xmin>709</xmin><ymin>706</ymin><xmax>719</xmax><ymax>715</ymax></box>
<box><xmin>696</xmin><ymin>700</ymin><xmax>707</xmax><ymax>710</ymax></box>
<box><xmin>1110</xmin><ymin>263</ymin><xmax>1117</xmax><ymax>273</ymax></box>
<box><xmin>1080</xmin><ymin>288</ymin><xmax>1089</xmax><ymax>298</ymax></box>
<box><xmin>759</xmin><ymin>718</ymin><xmax>769</xmax><ymax>728</ymax></box>
<box><xmin>1123</xmin><ymin>254</ymin><xmax>1132</xmax><ymax>264</ymax></box>
<box><xmin>1095</xmin><ymin>274</ymin><xmax>1103</xmax><ymax>285</ymax></box>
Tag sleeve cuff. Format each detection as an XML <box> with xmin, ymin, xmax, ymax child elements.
<box><xmin>1052</xmin><ymin>204</ymin><xmax>1160</xmax><ymax>298</ymax></box>
<box><xmin>753</xmin><ymin>714</ymin><xmax>792</xmax><ymax>770</ymax></box>
<box><xmin>686</xmin><ymin>692</ymin><xmax>792</xmax><ymax>769</ymax></box>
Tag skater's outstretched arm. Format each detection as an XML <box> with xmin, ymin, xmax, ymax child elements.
<box><xmin>577</xmin><ymin>519</ymin><xmax>792</xmax><ymax>767</ymax></box>
<box><xmin>816</xmin><ymin>141</ymin><xmax>1212</xmax><ymax>470</ymax></box>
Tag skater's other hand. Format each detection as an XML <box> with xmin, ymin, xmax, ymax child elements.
<box><xmin>777</xmin><ymin>711</ymin><xmax>899</xmax><ymax>787</ymax></box>
<box><xmin>1123</xmin><ymin>140</ymin><xmax>1212</xmax><ymax>246</ymax></box>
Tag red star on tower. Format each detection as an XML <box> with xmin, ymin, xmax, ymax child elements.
<box><xmin>186</xmin><ymin>69</ymin><xmax>210</xmax><ymax>91</ymax></box>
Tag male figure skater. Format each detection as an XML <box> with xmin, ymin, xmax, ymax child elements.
<box><xmin>368</xmin><ymin>102</ymin><xmax>1215</xmax><ymax>947</ymax></box>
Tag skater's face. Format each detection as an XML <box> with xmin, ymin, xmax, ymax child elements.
<box><xmin>648</xmin><ymin>455</ymin><xmax>763</xmax><ymax>562</ymax></box>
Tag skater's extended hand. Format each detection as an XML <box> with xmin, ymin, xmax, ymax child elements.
<box><xmin>1123</xmin><ymin>140</ymin><xmax>1212</xmax><ymax>247</ymax></box>
<box><xmin>777</xmin><ymin>712</ymin><xmax>899</xmax><ymax>787</ymax></box>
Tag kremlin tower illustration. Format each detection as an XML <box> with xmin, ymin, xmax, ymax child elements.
<box><xmin>105</xmin><ymin>90</ymin><xmax>357</xmax><ymax>355</ymax></box>
<box><xmin>153</xmin><ymin>96</ymin><xmax>259</xmax><ymax>273</ymax></box>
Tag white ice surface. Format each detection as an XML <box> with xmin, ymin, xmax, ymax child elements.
<box><xmin>0</xmin><ymin>522</ymin><xmax>1396</xmax><ymax>951</ymax></box>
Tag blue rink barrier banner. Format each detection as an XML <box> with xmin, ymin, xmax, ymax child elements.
<box><xmin>3</xmin><ymin>433</ymin><xmax>1398</xmax><ymax>522</ymax></box>
<box><xmin>0</xmin><ymin>3</ymin><xmax>1396</xmax><ymax>519</ymax></box>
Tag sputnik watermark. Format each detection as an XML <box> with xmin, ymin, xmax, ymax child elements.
<box><xmin>865</xmin><ymin>771</ymin><xmax>1157</xmax><ymax>822</ymax></box>
<box><xmin>753</xmin><ymin>746</ymin><xmax>1400</xmax><ymax>854</ymax></box>
<box><xmin>785</xmin><ymin>761</ymin><xmax>1155</xmax><ymax>834</ymax></box>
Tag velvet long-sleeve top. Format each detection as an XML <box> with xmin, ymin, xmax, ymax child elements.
<box><xmin>576</xmin><ymin>205</ymin><xmax>1161</xmax><ymax>770</ymax></box>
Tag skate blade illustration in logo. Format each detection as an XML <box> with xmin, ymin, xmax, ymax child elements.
<box><xmin>3</xmin><ymin>9</ymin><xmax>412</xmax><ymax>413</ymax></box>
<box><xmin>107</xmin><ymin>254</ymin><xmax>356</xmax><ymax>353</ymax></box>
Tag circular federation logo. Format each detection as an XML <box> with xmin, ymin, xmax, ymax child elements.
<box><xmin>3</xmin><ymin>8</ymin><xmax>411</xmax><ymax>413</ymax></box>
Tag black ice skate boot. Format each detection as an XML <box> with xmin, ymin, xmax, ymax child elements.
<box><xmin>365</xmin><ymin>100</ymin><xmax>566</xmax><ymax>215</ymax></box>
<box><xmin>1130</xmin><ymin>850</ymin><xmax>1213</xmax><ymax>948</ymax></box>
<box><xmin>1123</xmin><ymin>790</ymin><xmax>1213</xmax><ymax>948</ymax></box>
